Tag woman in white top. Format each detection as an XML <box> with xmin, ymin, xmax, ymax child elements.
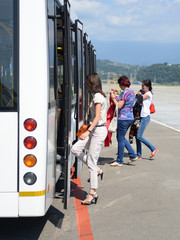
<box><xmin>71</xmin><ymin>73</ymin><xmax>107</xmax><ymax>205</ymax></box>
<box><xmin>136</xmin><ymin>79</ymin><xmax>158</xmax><ymax>159</ymax></box>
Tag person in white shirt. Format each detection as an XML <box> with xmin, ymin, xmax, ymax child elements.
<box><xmin>136</xmin><ymin>79</ymin><xmax>158</xmax><ymax>159</ymax></box>
<box><xmin>71</xmin><ymin>73</ymin><xmax>107</xmax><ymax>205</ymax></box>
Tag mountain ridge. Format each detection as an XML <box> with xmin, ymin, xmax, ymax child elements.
<box><xmin>97</xmin><ymin>59</ymin><xmax>180</xmax><ymax>85</ymax></box>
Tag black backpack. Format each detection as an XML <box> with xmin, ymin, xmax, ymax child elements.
<box><xmin>133</xmin><ymin>94</ymin><xmax>143</xmax><ymax>119</ymax></box>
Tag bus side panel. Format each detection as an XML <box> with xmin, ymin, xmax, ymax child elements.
<box><xmin>45</xmin><ymin>107</ymin><xmax>56</xmax><ymax>211</ymax></box>
<box><xmin>19</xmin><ymin>0</ymin><xmax>49</xmax><ymax>216</ymax></box>
<box><xmin>0</xmin><ymin>113</ymin><xmax>18</xmax><ymax>192</ymax></box>
<box><xmin>0</xmin><ymin>193</ymin><xmax>18</xmax><ymax>217</ymax></box>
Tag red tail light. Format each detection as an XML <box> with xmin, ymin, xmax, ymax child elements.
<box><xmin>24</xmin><ymin>137</ymin><xmax>37</xmax><ymax>149</ymax></box>
<box><xmin>24</xmin><ymin>119</ymin><xmax>37</xmax><ymax>131</ymax></box>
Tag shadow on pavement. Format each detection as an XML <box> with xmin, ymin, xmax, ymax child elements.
<box><xmin>98</xmin><ymin>157</ymin><xmax>115</xmax><ymax>165</ymax></box>
<box><xmin>0</xmin><ymin>186</ymin><xmax>65</xmax><ymax>240</ymax></box>
<box><xmin>0</xmin><ymin>205</ymin><xmax>64</xmax><ymax>240</ymax></box>
<box><xmin>71</xmin><ymin>180</ymin><xmax>87</xmax><ymax>201</ymax></box>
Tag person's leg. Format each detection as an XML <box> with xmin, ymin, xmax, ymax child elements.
<box><xmin>137</xmin><ymin>116</ymin><xmax>156</xmax><ymax>152</ymax></box>
<box><xmin>87</xmin><ymin>127</ymin><xmax>107</xmax><ymax>190</ymax></box>
<box><xmin>116</xmin><ymin>120</ymin><xmax>134</xmax><ymax>164</ymax></box>
<box><xmin>125</xmin><ymin>138</ymin><xmax>137</xmax><ymax>159</ymax></box>
<box><xmin>82</xmin><ymin>127</ymin><xmax>107</xmax><ymax>203</ymax></box>
<box><xmin>135</xmin><ymin>134</ymin><xmax>142</xmax><ymax>157</ymax></box>
<box><xmin>135</xmin><ymin>119</ymin><xmax>142</xmax><ymax>157</ymax></box>
<box><xmin>136</xmin><ymin>131</ymin><xmax>142</xmax><ymax>157</ymax></box>
<box><xmin>71</xmin><ymin>136</ymin><xmax>90</xmax><ymax>165</ymax></box>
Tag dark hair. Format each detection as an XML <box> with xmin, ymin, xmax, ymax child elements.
<box><xmin>142</xmin><ymin>79</ymin><xmax>152</xmax><ymax>92</ymax></box>
<box><xmin>118</xmin><ymin>76</ymin><xmax>131</xmax><ymax>87</ymax></box>
<box><xmin>86</xmin><ymin>73</ymin><xmax>106</xmax><ymax>97</ymax></box>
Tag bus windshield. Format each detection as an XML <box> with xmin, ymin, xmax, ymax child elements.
<box><xmin>0</xmin><ymin>0</ymin><xmax>18</xmax><ymax>111</ymax></box>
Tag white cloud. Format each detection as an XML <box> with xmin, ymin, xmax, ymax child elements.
<box><xmin>70</xmin><ymin>0</ymin><xmax>180</xmax><ymax>43</ymax></box>
<box><xmin>115</xmin><ymin>0</ymin><xmax>138</xmax><ymax>4</ymax></box>
<box><xmin>106</xmin><ymin>15</ymin><xmax>140</xmax><ymax>27</ymax></box>
<box><xmin>70</xmin><ymin>0</ymin><xmax>107</xmax><ymax>17</ymax></box>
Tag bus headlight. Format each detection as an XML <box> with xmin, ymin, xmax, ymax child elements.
<box><xmin>24</xmin><ymin>154</ymin><xmax>37</xmax><ymax>167</ymax></box>
<box><xmin>23</xmin><ymin>172</ymin><xmax>37</xmax><ymax>185</ymax></box>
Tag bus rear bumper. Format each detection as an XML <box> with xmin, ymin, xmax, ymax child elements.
<box><xmin>0</xmin><ymin>193</ymin><xmax>18</xmax><ymax>217</ymax></box>
<box><xmin>19</xmin><ymin>195</ymin><xmax>46</xmax><ymax>217</ymax></box>
<box><xmin>0</xmin><ymin>193</ymin><xmax>47</xmax><ymax>217</ymax></box>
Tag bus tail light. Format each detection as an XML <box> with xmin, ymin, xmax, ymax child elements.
<box><xmin>23</xmin><ymin>172</ymin><xmax>37</xmax><ymax>185</ymax></box>
<box><xmin>24</xmin><ymin>154</ymin><xmax>37</xmax><ymax>167</ymax></box>
<box><xmin>24</xmin><ymin>137</ymin><xmax>37</xmax><ymax>149</ymax></box>
<box><xmin>24</xmin><ymin>118</ymin><xmax>37</xmax><ymax>131</ymax></box>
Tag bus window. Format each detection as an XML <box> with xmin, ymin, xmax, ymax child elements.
<box><xmin>76</xmin><ymin>20</ymin><xmax>84</xmax><ymax>121</ymax></box>
<box><xmin>77</xmin><ymin>24</ymin><xmax>83</xmax><ymax>121</ymax></box>
<box><xmin>71</xmin><ymin>31</ymin><xmax>76</xmax><ymax>100</ymax></box>
<box><xmin>48</xmin><ymin>0</ymin><xmax>55</xmax><ymax>16</ymax></box>
<box><xmin>57</xmin><ymin>14</ymin><xmax>63</xmax><ymax>131</ymax></box>
<box><xmin>0</xmin><ymin>0</ymin><xmax>18</xmax><ymax>111</ymax></box>
<box><xmin>57</xmin><ymin>17</ymin><xmax>63</xmax><ymax>97</ymax></box>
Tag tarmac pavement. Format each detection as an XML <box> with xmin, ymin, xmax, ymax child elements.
<box><xmin>39</xmin><ymin>121</ymin><xmax>180</xmax><ymax>240</ymax></box>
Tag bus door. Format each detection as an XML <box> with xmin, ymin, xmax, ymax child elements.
<box><xmin>60</xmin><ymin>0</ymin><xmax>72</xmax><ymax>209</ymax></box>
<box><xmin>46</xmin><ymin>0</ymin><xmax>58</xmax><ymax>211</ymax></box>
<box><xmin>74</xmin><ymin>20</ymin><xmax>84</xmax><ymax>178</ymax></box>
<box><xmin>0</xmin><ymin>0</ymin><xmax>19</xmax><ymax>216</ymax></box>
<box><xmin>56</xmin><ymin>3</ymin><xmax>64</xmax><ymax>182</ymax></box>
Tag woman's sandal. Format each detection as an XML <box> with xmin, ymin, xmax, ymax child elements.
<box><xmin>87</xmin><ymin>169</ymin><xmax>104</xmax><ymax>182</ymax></box>
<box><xmin>98</xmin><ymin>169</ymin><xmax>104</xmax><ymax>180</ymax></box>
<box><xmin>81</xmin><ymin>193</ymin><xmax>98</xmax><ymax>205</ymax></box>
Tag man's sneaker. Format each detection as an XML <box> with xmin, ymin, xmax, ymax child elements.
<box><xmin>137</xmin><ymin>156</ymin><xmax>142</xmax><ymax>159</ymax></box>
<box><xmin>150</xmin><ymin>149</ymin><xmax>159</xmax><ymax>159</ymax></box>
<box><xmin>110</xmin><ymin>161</ymin><xmax>123</xmax><ymax>167</ymax></box>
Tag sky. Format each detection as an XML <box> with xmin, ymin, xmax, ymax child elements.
<box><xmin>70</xmin><ymin>0</ymin><xmax>180</xmax><ymax>65</ymax></box>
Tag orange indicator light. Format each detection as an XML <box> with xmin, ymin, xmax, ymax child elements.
<box><xmin>24</xmin><ymin>154</ymin><xmax>37</xmax><ymax>167</ymax></box>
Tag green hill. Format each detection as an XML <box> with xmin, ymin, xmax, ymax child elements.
<box><xmin>97</xmin><ymin>59</ymin><xmax>141</xmax><ymax>81</ymax></box>
<box><xmin>97</xmin><ymin>60</ymin><xmax>180</xmax><ymax>85</ymax></box>
<box><xmin>136</xmin><ymin>63</ymin><xmax>180</xmax><ymax>85</ymax></box>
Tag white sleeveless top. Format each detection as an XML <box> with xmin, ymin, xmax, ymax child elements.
<box><xmin>141</xmin><ymin>91</ymin><xmax>152</xmax><ymax>117</ymax></box>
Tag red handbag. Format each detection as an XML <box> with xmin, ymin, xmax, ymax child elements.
<box><xmin>150</xmin><ymin>103</ymin><xmax>155</xmax><ymax>114</ymax></box>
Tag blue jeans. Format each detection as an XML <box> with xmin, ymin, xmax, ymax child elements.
<box><xmin>136</xmin><ymin>115</ymin><xmax>156</xmax><ymax>157</ymax></box>
<box><xmin>117</xmin><ymin>120</ymin><xmax>137</xmax><ymax>164</ymax></box>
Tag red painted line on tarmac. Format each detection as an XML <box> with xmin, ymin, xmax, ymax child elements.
<box><xmin>71</xmin><ymin>176</ymin><xmax>94</xmax><ymax>240</ymax></box>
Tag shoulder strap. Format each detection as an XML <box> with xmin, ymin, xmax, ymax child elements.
<box><xmin>114</xmin><ymin>104</ymin><xmax>118</xmax><ymax>117</ymax></box>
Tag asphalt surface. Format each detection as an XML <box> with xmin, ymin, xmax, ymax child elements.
<box><xmin>1</xmin><ymin>121</ymin><xmax>180</xmax><ymax>240</ymax></box>
<box><xmin>41</xmin><ymin>120</ymin><xmax>180</xmax><ymax>240</ymax></box>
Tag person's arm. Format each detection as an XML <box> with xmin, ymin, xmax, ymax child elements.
<box><xmin>111</xmin><ymin>92</ymin><xmax>125</xmax><ymax>109</ymax></box>
<box><xmin>143</xmin><ymin>93</ymin><xmax>150</xmax><ymax>100</ymax></box>
<box><xmin>136</xmin><ymin>89</ymin><xmax>149</xmax><ymax>100</ymax></box>
<box><xmin>80</xmin><ymin>103</ymin><xmax>101</xmax><ymax>140</ymax></box>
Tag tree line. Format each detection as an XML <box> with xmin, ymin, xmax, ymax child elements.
<box><xmin>97</xmin><ymin>60</ymin><xmax>180</xmax><ymax>85</ymax></box>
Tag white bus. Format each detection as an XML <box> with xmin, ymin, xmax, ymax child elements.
<box><xmin>0</xmin><ymin>0</ymin><xmax>96</xmax><ymax>217</ymax></box>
